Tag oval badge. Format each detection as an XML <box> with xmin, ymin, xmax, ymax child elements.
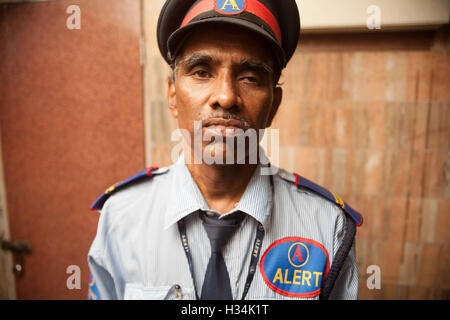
<box><xmin>260</xmin><ymin>237</ymin><xmax>330</xmax><ymax>298</ymax></box>
<box><xmin>215</xmin><ymin>0</ymin><xmax>246</xmax><ymax>15</ymax></box>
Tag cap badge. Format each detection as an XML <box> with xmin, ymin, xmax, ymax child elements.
<box><xmin>215</xmin><ymin>0</ymin><xmax>246</xmax><ymax>15</ymax></box>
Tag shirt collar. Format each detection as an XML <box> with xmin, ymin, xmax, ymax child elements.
<box><xmin>164</xmin><ymin>153</ymin><xmax>273</xmax><ymax>230</ymax></box>
<box><xmin>233</xmin><ymin>164</ymin><xmax>272</xmax><ymax>229</ymax></box>
<box><xmin>164</xmin><ymin>154</ymin><xmax>209</xmax><ymax>229</ymax></box>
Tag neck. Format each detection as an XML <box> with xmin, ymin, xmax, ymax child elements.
<box><xmin>185</xmin><ymin>156</ymin><xmax>257</xmax><ymax>215</ymax></box>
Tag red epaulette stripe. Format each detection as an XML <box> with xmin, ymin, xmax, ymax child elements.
<box><xmin>146</xmin><ymin>166</ymin><xmax>159</xmax><ymax>177</ymax></box>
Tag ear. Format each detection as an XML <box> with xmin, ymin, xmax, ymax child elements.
<box><xmin>266</xmin><ymin>86</ymin><xmax>282</xmax><ymax>127</ymax></box>
<box><xmin>168</xmin><ymin>78</ymin><xmax>178</xmax><ymax>119</ymax></box>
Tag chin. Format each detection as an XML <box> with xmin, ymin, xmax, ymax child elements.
<box><xmin>202</xmin><ymin>142</ymin><xmax>257</xmax><ymax>166</ymax></box>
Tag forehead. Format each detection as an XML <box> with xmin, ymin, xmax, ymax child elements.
<box><xmin>176</xmin><ymin>25</ymin><xmax>275</xmax><ymax>66</ymax></box>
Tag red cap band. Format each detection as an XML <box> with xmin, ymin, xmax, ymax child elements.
<box><xmin>180</xmin><ymin>0</ymin><xmax>282</xmax><ymax>45</ymax></box>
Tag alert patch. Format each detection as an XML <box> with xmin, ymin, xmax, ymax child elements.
<box><xmin>215</xmin><ymin>0</ymin><xmax>246</xmax><ymax>15</ymax></box>
<box><xmin>260</xmin><ymin>237</ymin><xmax>330</xmax><ymax>298</ymax></box>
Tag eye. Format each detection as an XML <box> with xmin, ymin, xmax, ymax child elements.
<box><xmin>239</xmin><ymin>72</ymin><xmax>261</xmax><ymax>84</ymax></box>
<box><xmin>192</xmin><ymin>68</ymin><xmax>212</xmax><ymax>79</ymax></box>
<box><xmin>241</xmin><ymin>76</ymin><xmax>258</xmax><ymax>83</ymax></box>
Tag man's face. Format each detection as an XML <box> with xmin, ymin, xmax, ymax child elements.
<box><xmin>168</xmin><ymin>25</ymin><xmax>282</xmax><ymax>164</ymax></box>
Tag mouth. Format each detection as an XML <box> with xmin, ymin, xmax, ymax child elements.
<box><xmin>202</xmin><ymin>118</ymin><xmax>248</xmax><ymax>136</ymax></box>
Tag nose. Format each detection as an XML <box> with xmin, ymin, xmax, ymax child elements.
<box><xmin>208</xmin><ymin>71</ymin><xmax>240</xmax><ymax>110</ymax></box>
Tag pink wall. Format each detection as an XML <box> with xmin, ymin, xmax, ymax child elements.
<box><xmin>0</xmin><ymin>0</ymin><xmax>144</xmax><ymax>299</ymax></box>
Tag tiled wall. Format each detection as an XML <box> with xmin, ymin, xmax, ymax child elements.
<box><xmin>147</xmin><ymin>19</ymin><xmax>450</xmax><ymax>299</ymax></box>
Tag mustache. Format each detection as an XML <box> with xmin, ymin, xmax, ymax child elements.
<box><xmin>200</xmin><ymin>114</ymin><xmax>250</xmax><ymax>130</ymax></box>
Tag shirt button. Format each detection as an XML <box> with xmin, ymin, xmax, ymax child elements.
<box><xmin>206</xmin><ymin>211</ymin><xmax>215</xmax><ymax>217</ymax></box>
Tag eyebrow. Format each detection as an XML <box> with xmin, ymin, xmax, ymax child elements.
<box><xmin>180</xmin><ymin>54</ymin><xmax>273</xmax><ymax>75</ymax></box>
<box><xmin>239</xmin><ymin>58</ymin><xmax>273</xmax><ymax>76</ymax></box>
<box><xmin>181</xmin><ymin>54</ymin><xmax>215</xmax><ymax>70</ymax></box>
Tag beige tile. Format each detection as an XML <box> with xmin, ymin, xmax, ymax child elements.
<box><xmin>431</xmin><ymin>52</ymin><xmax>450</xmax><ymax>101</ymax></box>
<box><xmin>433</xmin><ymin>289</ymin><xmax>450</xmax><ymax>299</ymax></box>
<box><xmin>352</xmin><ymin>103</ymin><xmax>370</xmax><ymax>148</ymax></box>
<box><xmin>353</xmin><ymin>52</ymin><xmax>388</xmax><ymax>102</ymax></box>
<box><xmin>405</xmin><ymin>198</ymin><xmax>422</xmax><ymax>243</ymax></box>
<box><xmin>334</xmin><ymin>101</ymin><xmax>354</xmax><ymax>148</ymax></box>
<box><xmin>344</xmin><ymin>150</ymin><xmax>356</xmax><ymax>195</ymax></box>
<box><xmin>444</xmin><ymin>152</ymin><xmax>450</xmax><ymax>199</ymax></box>
<box><xmin>412</xmin><ymin>102</ymin><xmax>431</xmax><ymax>150</ymax></box>
<box><xmin>404</xmin><ymin>198</ymin><xmax>439</xmax><ymax>245</ymax></box>
<box><xmin>276</xmin><ymin>146</ymin><xmax>296</xmax><ymax>172</ymax></box>
<box><xmin>382</xmin><ymin>151</ymin><xmax>413</xmax><ymax>197</ymax></box>
<box><xmin>307</xmin><ymin>53</ymin><xmax>331</xmax><ymax>101</ymax></box>
<box><xmin>386</xmin><ymin>197</ymin><xmax>408</xmax><ymax>242</ymax></box>
<box><xmin>427</xmin><ymin>102</ymin><xmax>450</xmax><ymax>150</ymax></box>
<box><xmin>293</xmin><ymin>146</ymin><xmax>327</xmax><ymax>185</ymax></box>
<box><xmin>362</xmin><ymin>150</ymin><xmax>384</xmax><ymax>196</ymax></box>
<box><xmin>435</xmin><ymin>245</ymin><xmax>450</xmax><ymax>289</ymax></box>
<box><xmin>409</xmin><ymin>151</ymin><xmax>426</xmax><ymax>197</ymax></box>
<box><xmin>405</xmin><ymin>52</ymin><xmax>432</xmax><ymax>102</ymax></box>
<box><xmin>435</xmin><ymin>200</ymin><xmax>450</xmax><ymax>244</ymax></box>
<box><xmin>340</xmin><ymin>52</ymin><xmax>355</xmax><ymax>101</ymax></box>
<box><xmin>358</xmin><ymin>283</ymin><xmax>386</xmax><ymax>300</ymax></box>
<box><xmin>416</xmin><ymin>244</ymin><xmax>440</xmax><ymax>288</ymax></box>
<box><xmin>398</xmin><ymin>242</ymin><xmax>419</xmax><ymax>286</ymax></box>
<box><xmin>366</xmin><ymin>101</ymin><xmax>388</xmax><ymax>149</ymax></box>
<box><xmin>423</xmin><ymin>151</ymin><xmax>447</xmax><ymax>198</ymax></box>
<box><xmin>305</xmin><ymin>101</ymin><xmax>335</xmax><ymax>147</ymax></box>
<box><xmin>330</xmin><ymin>148</ymin><xmax>348</xmax><ymax>195</ymax></box>
<box><xmin>385</xmin><ymin>102</ymin><xmax>414</xmax><ymax>150</ymax></box>
<box><xmin>282</xmin><ymin>52</ymin><xmax>311</xmax><ymax>102</ymax></box>
<box><xmin>350</xmin><ymin>149</ymin><xmax>366</xmax><ymax>195</ymax></box>
<box><xmin>372</xmin><ymin>240</ymin><xmax>403</xmax><ymax>284</ymax></box>
<box><xmin>328</xmin><ymin>53</ymin><xmax>344</xmax><ymax>101</ymax></box>
<box><xmin>418</xmin><ymin>199</ymin><xmax>438</xmax><ymax>244</ymax></box>
<box><xmin>152</xmin><ymin>142</ymin><xmax>175</xmax><ymax>167</ymax></box>
<box><xmin>272</xmin><ymin>100</ymin><xmax>302</xmax><ymax>147</ymax></box>
<box><xmin>385</xmin><ymin>52</ymin><xmax>407</xmax><ymax>102</ymax></box>
<box><xmin>386</xmin><ymin>284</ymin><xmax>409</xmax><ymax>299</ymax></box>
<box><xmin>407</xmin><ymin>286</ymin><xmax>435</xmax><ymax>299</ymax></box>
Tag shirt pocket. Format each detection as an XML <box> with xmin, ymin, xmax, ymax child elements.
<box><xmin>124</xmin><ymin>283</ymin><xmax>196</xmax><ymax>300</ymax></box>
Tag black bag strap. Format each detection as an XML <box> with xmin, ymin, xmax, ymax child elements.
<box><xmin>320</xmin><ymin>214</ymin><xmax>356</xmax><ymax>300</ymax></box>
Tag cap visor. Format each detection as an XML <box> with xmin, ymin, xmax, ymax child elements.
<box><xmin>166</xmin><ymin>17</ymin><xmax>286</xmax><ymax>67</ymax></box>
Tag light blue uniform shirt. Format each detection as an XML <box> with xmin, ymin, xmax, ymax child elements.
<box><xmin>88</xmin><ymin>155</ymin><xmax>359</xmax><ymax>300</ymax></box>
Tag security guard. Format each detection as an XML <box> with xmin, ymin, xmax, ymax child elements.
<box><xmin>88</xmin><ymin>0</ymin><xmax>363</xmax><ymax>300</ymax></box>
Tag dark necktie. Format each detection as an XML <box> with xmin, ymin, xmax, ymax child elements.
<box><xmin>200</xmin><ymin>212</ymin><xmax>245</xmax><ymax>300</ymax></box>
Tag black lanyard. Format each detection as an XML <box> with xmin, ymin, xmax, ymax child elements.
<box><xmin>178</xmin><ymin>218</ymin><xmax>264</xmax><ymax>300</ymax></box>
<box><xmin>177</xmin><ymin>174</ymin><xmax>273</xmax><ymax>300</ymax></box>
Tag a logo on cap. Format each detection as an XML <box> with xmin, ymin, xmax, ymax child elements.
<box><xmin>215</xmin><ymin>0</ymin><xmax>246</xmax><ymax>15</ymax></box>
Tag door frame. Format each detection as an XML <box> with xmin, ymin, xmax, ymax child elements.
<box><xmin>0</xmin><ymin>123</ymin><xmax>16</xmax><ymax>300</ymax></box>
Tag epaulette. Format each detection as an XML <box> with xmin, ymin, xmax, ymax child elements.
<box><xmin>90</xmin><ymin>166</ymin><xmax>161</xmax><ymax>211</ymax></box>
<box><xmin>278</xmin><ymin>169</ymin><xmax>363</xmax><ymax>226</ymax></box>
